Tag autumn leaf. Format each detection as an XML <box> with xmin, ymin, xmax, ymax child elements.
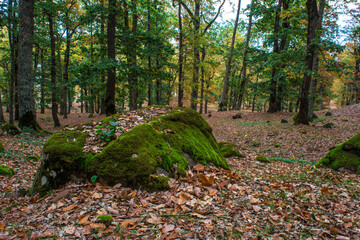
<box><xmin>162</xmin><ymin>224</ymin><xmax>175</xmax><ymax>233</ymax></box>
<box><xmin>0</xmin><ymin>224</ymin><xmax>6</xmax><ymax>231</ymax></box>
<box><xmin>177</xmin><ymin>192</ymin><xmax>190</xmax><ymax>205</ymax></box>
<box><xmin>198</xmin><ymin>173</ymin><xmax>215</xmax><ymax>186</ymax></box>
<box><xmin>121</xmin><ymin>219</ymin><xmax>138</xmax><ymax>227</ymax></box>
<box><xmin>78</xmin><ymin>215</ymin><xmax>91</xmax><ymax>225</ymax></box>
<box><xmin>89</xmin><ymin>223</ymin><xmax>107</xmax><ymax>229</ymax></box>
<box><xmin>193</xmin><ymin>164</ymin><xmax>205</xmax><ymax>171</ymax></box>
<box><xmin>63</xmin><ymin>204</ymin><xmax>77</xmax><ymax>212</ymax></box>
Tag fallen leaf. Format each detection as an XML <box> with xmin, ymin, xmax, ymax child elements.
<box><xmin>162</xmin><ymin>224</ymin><xmax>175</xmax><ymax>233</ymax></box>
<box><xmin>121</xmin><ymin>219</ymin><xmax>138</xmax><ymax>227</ymax></box>
<box><xmin>89</xmin><ymin>223</ymin><xmax>106</xmax><ymax>229</ymax></box>
<box><xmin>177</xmin><ymin>192</ymin><xmax>190</xmax><ymax>205</ymax></box>
<box><xmin>252</xmin><ymin>205</ymin><xmax>261</xmax><ymax>212</ymax></box>
<box><xmin>78</xmin><ymin>215</ymin><xmax>91</xmax><ymax>225</ymax></box>
<box><xmin>64</xmin><ymin>226</ymin><xmax>75</xmax><ymax>235</ymax></box>
<box><xmin>91</xmin><ymin>192</ymin><xmax>103</xmax><ymax>199</ymax></box>
<box><xmin>193</xmin><ymin>164</ymin><xmax>205</xmax><ymax>171</ymax></box>
<box><xmin>63</xmin><ymin>204</ymin><xmax>77</xmax><ymax>212</ymax></box>
<box><xmin>0</xmin><ymin>224</ymin><xmax>5</xmax><ymax>231</ymax></box>
<box><xmin>198</xmin><ymin>173</ymin><xmax>214</xmax><ymax>186</ymax></box>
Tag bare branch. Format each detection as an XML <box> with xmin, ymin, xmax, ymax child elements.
<box><xmin>204</xmin><ymin>0</ymin><xmax>226</xmax><ymax>34</ymax></box>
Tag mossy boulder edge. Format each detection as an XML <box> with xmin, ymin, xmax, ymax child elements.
<box><xmin>317</xmin><ymin>133</ymin><xmax>360</xmax><ymax>172</ymax></box>
<box><xmin>29</xmin><ymin>131</ymin><xmax>89</xmax><ymax>196</ymax></box>
<box><xmin>87</xmin><ymin>108</ymin><xmax>229</xmax><ymax>191</ymax></box>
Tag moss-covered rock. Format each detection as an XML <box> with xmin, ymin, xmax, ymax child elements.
<box><xmin>256</xmin><ymin>154</ymin><xmax>272</xmax><ymax>163</ymax></box>
<box><xmin>0</xmin><ymin>164</ymin><xmax>15</xmax><ymax>176</ymax></box>
<box><xmin>87</xmin><ymin>108</ymin><xmax>229</xmax><ymax>191</ymax></box>
<box><xmin>1</xmin><ymin>123</ymin><xmax>21</xmax><ymax>135</ymax></box>
<box><xmin>29</xmin><ymin>130</ymin><xmax>89</xmax><ymax>196</ymax></box>
<box><xmin>0</xmin><ymin>142</ymin><xmax>4</xmax><ymax>153</ymax></box>
<box><xmin>317</xmin><ymin>133</ymin><xmax>360</xmax><ymax>172</ymax></box>
<box><xmin>218</xmin><ymin>142</ymin><xmax>244</xmax><ymax>158</ymax></box>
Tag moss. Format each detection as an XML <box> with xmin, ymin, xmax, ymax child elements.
<box><xmin>0</xmin><ymin>164</ymin><xmax>15</xmax><ymax>176</ymax></box>
<box><xmin>317</xmin><ymin>133</ymin><xmax>360</xmax><ymax>171</ymax></box>
<box><xmin>256</xmin><ymin>154</ymin><xmax>272</xmax><ymax>163</ymax></box>
<box><xmin>1</xmin><ymin>123</ymin><xmax>21</xmax><ymax>135</ymax></box>
<box><xmin>29</xmin><ymin>130</ymin><xmax>89</xmax><ymax>196</ymax></box>
<box><xmin>218</xmin><ymin>142</ymin><xmax>244</xmax><ymax>158</ymax></box>
<box><xmin>28</xmin><ymin>155</ymin><xmax>40</xmax><ymax>161</ymax></box>
<box><xmin>323</xmin><ymin>122</ymin><xmax>334</xmax><ymax>128</ymax></box>
<box><xmin>0</xmin><ymin>142</ymin><xmax>4</xmax><ymax>153</ymax></box>
<box><xmin>43</xmin><ymin>131</ymin><xmax>88</xmax><ymax>164</ymax></box>
<box><xmin>97</xmin><ymin>215</ymin><xmax>113</xmax><ymax>223</ymax></box>
<box><xmin>88</xmin><ymin>108</ymin><xmax>229</xmax><ymax>191</ymax></box>
<box><xmin>100</xmin><ymin>113</ymin><xmax>121</xmax><ymax>125</ymax></box>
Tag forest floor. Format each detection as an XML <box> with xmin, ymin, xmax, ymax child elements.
<box><xmin>0</xmin><ymin>104</ymin><xmax>360</xmax><ymax>239</ymax></box>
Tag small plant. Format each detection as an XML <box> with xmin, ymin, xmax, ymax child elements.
<box><xmin>251</xmin><ymin>142</ymin><xmax>260</xmax><ymax>147</ymax></box>
<box><xmin>96</xmin><ymin>121</ymin><xmax>122</xmax><ymax>141</ymax></box>
<box><xmin>274</xmin><ymin>144</ymin><xmax>280</xmax><ymax>147</ymax></box>
<box><xmin>91</xmin><ymin>175</ymin><xmax>98</xmax><ymax>183</ymax></box>
<box><xmin>97</xmin><ymin>215</ymin><xmax>113</xmax><ymax>227</ymax></box>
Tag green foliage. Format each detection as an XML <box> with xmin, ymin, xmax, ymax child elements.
<box><xmin>0</xmin><ymin>142</ymin><xmax>4</xmax><ymax>153</ymax></box>
<box><xmin>270</xmin><ymin>158</ymin><xmax>314</xmax><ymax>165</ymax></box>
<box><xmin>96</xmin><ymin>121</ymin><xmax>122</xmax><ymax>142</ymax></box>
<box><xmin>97</xmin><ymin>215</ymin><xmax>113</xmax><ymax>223</ymax></box>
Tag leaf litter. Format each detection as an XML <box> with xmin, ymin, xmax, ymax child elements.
<box><xmin>0</xmin><ymin>105</ymin><xmax>360</xmax><ymax>239</ymax></box>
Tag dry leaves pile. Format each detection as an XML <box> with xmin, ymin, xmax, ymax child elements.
<box><xmin>0</xmin><ymin>105</ymin><xmax>360</xmax><ymax>239</ymax></box>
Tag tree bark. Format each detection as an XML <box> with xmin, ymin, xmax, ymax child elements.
<box><xmin>177</xmin><ymin>1</ymin><xmax>184</xmax><ymax>107</ymax></box>
<box><xmin>105</xmin><ymin>0</ymin><xmax>116</xmax><ymax>115</ymax></box>
<box><xmin>236</xmin><ymin>0</ymin><xmax>254</xmax><ymax>110</ymax></box>
<box><xmin>218</xmin><ymin>0</ymin><xmax>241</xmax><ymax>111</ymax></box>
<box><xmin>294</xmin><ymin>0</ymin><xmax>321</xmax><ymax>125</ymax></box>
<box><xmin>8</xmin><ymin>0</ymin><xmax>16</xmax><ymax>124</ymax></box>
<box><xmin>18</xmin><ymin>0</ymin><xmax>39</xmax><ymax>130</ymax></box>
<box><xmin>49</xmin><ymin>6</ymin><xmax>60</xmax><ymax>127</ymax></box>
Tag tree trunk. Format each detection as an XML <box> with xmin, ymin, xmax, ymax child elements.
<box><xmin>178</xmin><ymin>1</ymin><xmax>184</xmax><ymax>107</ymax></box>
<box><xmin>8</xmin><ymin>0</ymin><xmax>16</xmax><ymax>124</ymax></box>
<box><xmin>236</xmin><ymin>0</ymin><xmax>254</xmax><ymax>110</ymax></box>
<box><xmin>355</xmin><ymin>45</ymin><xmax>360</xmax><ymax>103</ymax></box>
<box><xmin>147</xmin><ymin>1</ymin><xmax>153</xmax><ymax>106</ymax></box>
<box><xmin>49</xmin><ymin>8</ymin><xmax>60</xmax><ymax>127</ymax></box>
<box><xmin>0</xmin><ymin>91</ymin><xmax>5</xmax><ymax>123</ymax></box>
<box><xmin>218</xmin><ymin>0</ymin><xmax>241</xmax><ymax>111</ymax></box>
<box><xmin>40</xmin><ymin>49</ymin><xmax>45</xmax><ymax>114</ymax></box>
<box><xmin>18</xmin><ymin>0</ymin><xmax>39</xmax><ymax>130</ymax></box>
<box><xmin>267</xmin><ymin>0</ymin><xmax>282</xmax><ymax>113</ymax></box>
<box><xmin>62</xmin><ymin>31</ymin><xmax>72</xmax><ymax>119</ymax></box>
<box><xmin>128</xmin><ymin>0</ymin><xmax>138</xmax><ymax>110</ymax></box>
<box><xmin>294</xmin><ymin>0</ymin><xmax>320</xmax><ymax>125</ymax></box>
<box><xmin>105</xmin><ymin>0</ymin><xmax>116</xmax><ymax>115</ymax></box>
<box><xmin>199</xmin><ymin>47</ymin><xmax>206</xmax><ymax>114</ymax></box>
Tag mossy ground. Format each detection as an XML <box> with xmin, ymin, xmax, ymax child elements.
<box><xmin>1</xmin><ymin>123</ymin><xmax>21</xmax><ymax>135</ymax></box>
<box><xmin>0</xmin><ymin>164</ymin><xmax>15</xmax><ymax>176</ymax></box>
<box><xmin>218</xmin><ymin>142</ymin><xmax>244</xmax><ymax>158</ymax></box>
<box><xmin>0</xmin><ymin>142</ymin><xmax>4</xmax><ymax>153</ymax></box>
<box><xmin>317</xmin><ymin>133</ymin><xmax>360</xmax><ymax>172</ymax></box>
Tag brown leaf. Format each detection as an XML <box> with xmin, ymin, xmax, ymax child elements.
<box><xmin>89</xmin><ymin>223</ymin><xmax>106</xmax><ymax>229</ymax></box>
<box><xmin>63</xmin><ymin>204</ymin><xmax>77</xmax><ymax>212</ymax></box>
<box><xmin>162</xmin><ymin>224</ymin><xmax>175</xmax><ymax>233</ymax></box>
<box><xmin>193</xmin><ymin>164</ymin><xmax>205</xmax><ymax>171</ymax></box>
<box><xmin>252</xmin><ymin>205</ymin><xmax>261</xmax><ymax>212</ymax></box>
<box><xmin>78</xmin><ymin>215</ymin><xmax>91</xmax><ymax>225</ymax></box>
<box><xmin>190</xmin><ymin>213</ymin><xmax>206</xmax><ymax>219</ymax></box>
<box><xmin>177</xmin><ymin>192</ymin><xmax>190</xmax><ymax>205</ymax></box>
<box><xmin>321</xmin><ymin>187</ymin><xmax>332</xmax><ymax>194</ymax></box>
<box><xmin>51</xmin><ymin>190</ymin><xmax>70</xmax><ymax>203</ymax></box>
<box><xmin>0</xmin><ymin>224</ymin><xmax>6</xmax><ymax>231</ymax></box>
<box><xmin>121</xmin><ymin>219</ymin><xmax>138</xmax><ymax>227</ymax></box>
<box><xmin>198</xmin><ymin>173</ymin><xmax>214</xmax><ymax>186</ymax></box>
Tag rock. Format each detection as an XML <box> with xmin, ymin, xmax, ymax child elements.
<box><xmin>325</xmin><ymin>112</ymin><xmax>332</xmax><ymax>116</ymax></box>
<box><xmin>317</xmin><ymin>133</ymin><xmax>360</xmax><ymax>172</ymax></box>
<box><xmin>0</xmin><ymin>164</ymin><xmax>15</xmax><ymax>176</ymax></box>
<box><xmin>1</xmin><ymin>123</ymin><xmax>21</xmax><ymax>135</ymax></box>
<box><xmin>87</xmin><ymin>108</ymin><xmax>229</xmax><ymax>191</ymax></box>
<box><xmin>232</xmin><ymin>113</ymin><xmax>242</xmax><ymax>119</ymax></box>
<box><xmin>256</xmin><ymin>154</ymin><xmax>272</xmax><ymax>163</ymax></box>
<box><xmin>281</xmin><ymin>119</ymin><xmax>288</xmax><ymax>123</ymax></box>
<box><xmin>30</xmin><ymin>108</ymin><xmax>229</xmax><ymax>195</ymax></box>
<box><xmin>29</xmin><ymin>130</ymin><xmax>89</xmax><ymax>196</ymax></box>
<box><xmin>218</xmin><ymin>142</ymin><xmax>244</xmax><ymax>158</ymax></box>
<box><xmin>323</xmin><ymin>122</ymin><xmax>334</xmax><ymax>128</ymax></box>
